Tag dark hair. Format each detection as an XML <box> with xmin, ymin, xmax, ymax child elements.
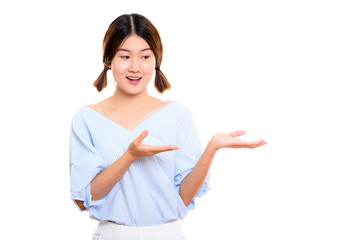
<box><xmin>93</xmin><ymin>13</ymin><xmax>171</xmax><ymax>93</ymax></box>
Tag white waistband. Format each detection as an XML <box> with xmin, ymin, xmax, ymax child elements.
<box><xmin>94</xmin><ymin>219</ymin><xmax>185</xmax><ymax>239</ymax></box>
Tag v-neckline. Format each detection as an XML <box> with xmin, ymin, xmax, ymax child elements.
<box><xmin>83</xmin><ymin>101</ymin><xmax>175</xmax><ymax>132</ymax></box>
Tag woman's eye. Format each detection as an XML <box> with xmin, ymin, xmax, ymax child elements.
<box><xmin>142</xmin><ymin>56</ymin><xmax>150</xmax><ymax>59</ymax></box>
<box><xmin>120</xmin><ymin>56</ymin><xmax>130</xmax><ymax>59</ymax></box>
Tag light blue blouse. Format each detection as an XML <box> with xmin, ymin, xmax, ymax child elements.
<box><xmin>69</xmin><ymin>101</ymin><xmax>211</xmax><ymax>227</ymax></box>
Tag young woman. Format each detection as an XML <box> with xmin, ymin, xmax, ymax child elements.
<box><xmin>69</xmin><ymin>13</ymin><xmax>267</xmax><ymax>240</ymax></box>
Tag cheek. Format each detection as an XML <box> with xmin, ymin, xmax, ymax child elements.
<box><xmin>111</xmin><ymin>62</ymin><xmax>127</xmax><ymax>74</ymax></box>
<box><xmin>144</xmin><ymin>66</ymin><xmax>154</xmax><ymax>74</ymax></box>
<box><xmin>144</xmin><ymin>60</ymin><xmax>156</xmax><ymax>73</ymax></box>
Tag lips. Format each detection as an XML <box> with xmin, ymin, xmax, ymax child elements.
<box><xmin>126</xmin><ymin>76</ymin><xmax>142</xmax><ymax>85</ymax></box>
<box><xmin>127</xmin><ymin>76</ymin><xmax>142</xmax><ymax>81</ymax></box>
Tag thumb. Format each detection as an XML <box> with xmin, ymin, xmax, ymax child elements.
<box><xmin>229</xmin><ymin>130</ymin><xmax>246</xmax><ymax>137</ymax></box>
<box><xmin>134</xmin><ymin>129</ymin><xmax>148</xmax><ymax>144</ymax></box>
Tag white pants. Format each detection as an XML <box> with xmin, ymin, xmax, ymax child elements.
<box><xmin>92</xmin><ymin>220</ymin><xmax>186</xmax><ymax>240</ymax></box>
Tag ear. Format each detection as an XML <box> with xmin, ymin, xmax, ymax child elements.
<box><xmin>105</xmin><ymin>59</ymin><xmax>111</xmax><ymax>70</ymax></box>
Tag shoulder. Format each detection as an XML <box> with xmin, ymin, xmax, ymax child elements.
<box><xmin>75</xmin><ymin>97</ymin><xmax>111</xmax><ymax>117</ymax></box>
<box><xmin>86</xmin><ymin>104</ymin><xmax>95</xmax><ymax>110</ymax></box>
<box><xmin>166</xmin><ymin>101</ymin><xmax>196</xmax><ymax>128</ymax></box>
<box><xmin>71</xmin><ymin>104</ymin><xmax>95</xmax><ymax>127</ymax></box>
<box><xmin>149</xmin><ymin>98</ymin><xmax>172</xmax><ymax>112</ymax></box>
<box><xmin>82</xmin><ymin>96</ymin><xmax>117</xmax><ymax>117</ymax></box>
<box><xmin>171</xmin><ymin>101</ymin><xmax>192</xmax><ymax>115</ymax></box>
<box><xmin>154</xmin><ymin>100</ymin><xmax>189</xmax><ymax>118</ymax></box>
<box><xmin>147</xmin><ymin>97</ymin><xmax>190</xmax><ymax>115</ymax></box>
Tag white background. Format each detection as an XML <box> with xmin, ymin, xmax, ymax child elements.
<box><xmin>1</xmin><ymin>0</ymin><xmax>359</xmax><ymax>239</ymax></box>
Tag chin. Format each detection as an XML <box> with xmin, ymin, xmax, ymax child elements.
<box><xmin>117</xmin><ymin>86</ymin><xmax>148</xmax><ymax>96</ymax></box>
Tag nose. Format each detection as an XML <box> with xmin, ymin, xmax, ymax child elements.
<box><xmin>128</xmin><ymin>58</ymin><xmax>140</xmax><ymax>73</ymax></box>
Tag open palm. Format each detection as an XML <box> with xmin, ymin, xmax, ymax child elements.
<box><xmin>210</xmin><ymin>130</ymin><xmax>267</xmax><ymax>150</ymax></box>
<box><xmin>128</xmin><ymin>130</ymin><xmax>180</xmax><ymax>159</ymax></box>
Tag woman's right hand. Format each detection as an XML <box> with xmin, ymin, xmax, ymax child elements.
<box><xmin>126</xmin><ymin>129</ymin><xmax>180</xmax><ymax>161</ymax></box>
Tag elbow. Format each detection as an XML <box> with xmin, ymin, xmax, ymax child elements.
<box><xmin>75</xmin><ymin>199</ymin><xmax>86</xmax><ymax>211</ymax></box>
<box><xmin>179</xmin><ymin>192</ymin><xmax>194</xmax><ymax>207</ymax></box>
<box><xmin>183</xmin><ymin>199</ymin><xmax>193</xmax><ymax>207</ymax></box>
<box><xmin>90</xmin><ymin>191</ymin><xmax>103</xmax><ymax>201</ymax></box>
<box><xmin>179</xmin><ymin>184</ymin><xmax>196</xmax><ymax>207</ymax></box>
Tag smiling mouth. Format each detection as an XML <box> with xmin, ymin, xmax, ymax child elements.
<box><xmin>126</xmin><ymin>77</ymin><xmax>142</xmax><ymax>82</ymax></box>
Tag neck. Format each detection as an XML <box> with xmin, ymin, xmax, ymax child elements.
<box><xmin>110</xmin><ymin>87</ymin><xmax>152</xmax><ymax>111</ymax></box>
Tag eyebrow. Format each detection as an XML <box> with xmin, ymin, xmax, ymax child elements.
<box><xmin>117</xmin><ymin>48</ymin><xmax>152</xmax><ymax>52</ymax></box>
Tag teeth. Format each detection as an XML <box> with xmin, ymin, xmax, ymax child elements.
<box><xmin>127</xmin><ymin>77</ymin><xmax>141</xmax><ymax>81</ymax></box>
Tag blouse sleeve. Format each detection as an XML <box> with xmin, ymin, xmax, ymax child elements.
<box><xmin>174</xmin><ymin>107</ymin><xmax>211</xmax><ymax>210</ymax></box>
<box><xmin>69</xmin><ymin>111</ymin><xmax>108</xmax><ymax>211</ymax></box>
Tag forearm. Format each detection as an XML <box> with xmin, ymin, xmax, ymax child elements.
<box><xmin>90</xmin><ymin>151</ymin><xmax>136</xmax><ymax>201</ymax></box>
<box><xmin>179</xmin><ymin>142</ymin><xmax>217</xmax><ymax>206</ymax></box>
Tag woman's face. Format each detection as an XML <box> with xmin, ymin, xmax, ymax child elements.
<box><xmin>110</xmin><ymin>35</ymin><xmax>156</xmax><ymax>95</ymax></box>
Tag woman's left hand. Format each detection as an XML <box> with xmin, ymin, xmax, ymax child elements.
<box><xmin>209</xmin><ymin>130</ymin><xmax>267</xmax><ymax>151</ymax></box>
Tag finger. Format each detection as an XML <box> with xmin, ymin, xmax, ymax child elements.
<box><xmin>144</xmin><ymin>144</ymin><xmax>180</xmax><ymax>153</ymax></box>
<box><xmin>259</xmin><ymin>141</ymin><xmax>268</xmax><ymax>147</ymax></box>
<box><xmin>235</xmin><ymin>139</ymin><xmax>264</xmax><ymax>148</ymax></box>
<box><xmin>245</xmin><ymin>141</ymin><xmax>260</xmax><ymax>148</ymax></box>
<box><xmin>134</xmin><ymin>129</ymin><xmax>148</xmax><ymax>145</ymax></box>
<box><xmin>232</xmin><ymin>140</ymin><xmax>253</xmax><ymax>148</ymax></box>
<box><xmin>229</xmin><ymin>130</ymin><xmax>246</xmax><ymax>137</ymax></box>
<box><xmin>249</xmin><ymin>139</ymin><xmax>266</xmax><ymax>148</ymax></box>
